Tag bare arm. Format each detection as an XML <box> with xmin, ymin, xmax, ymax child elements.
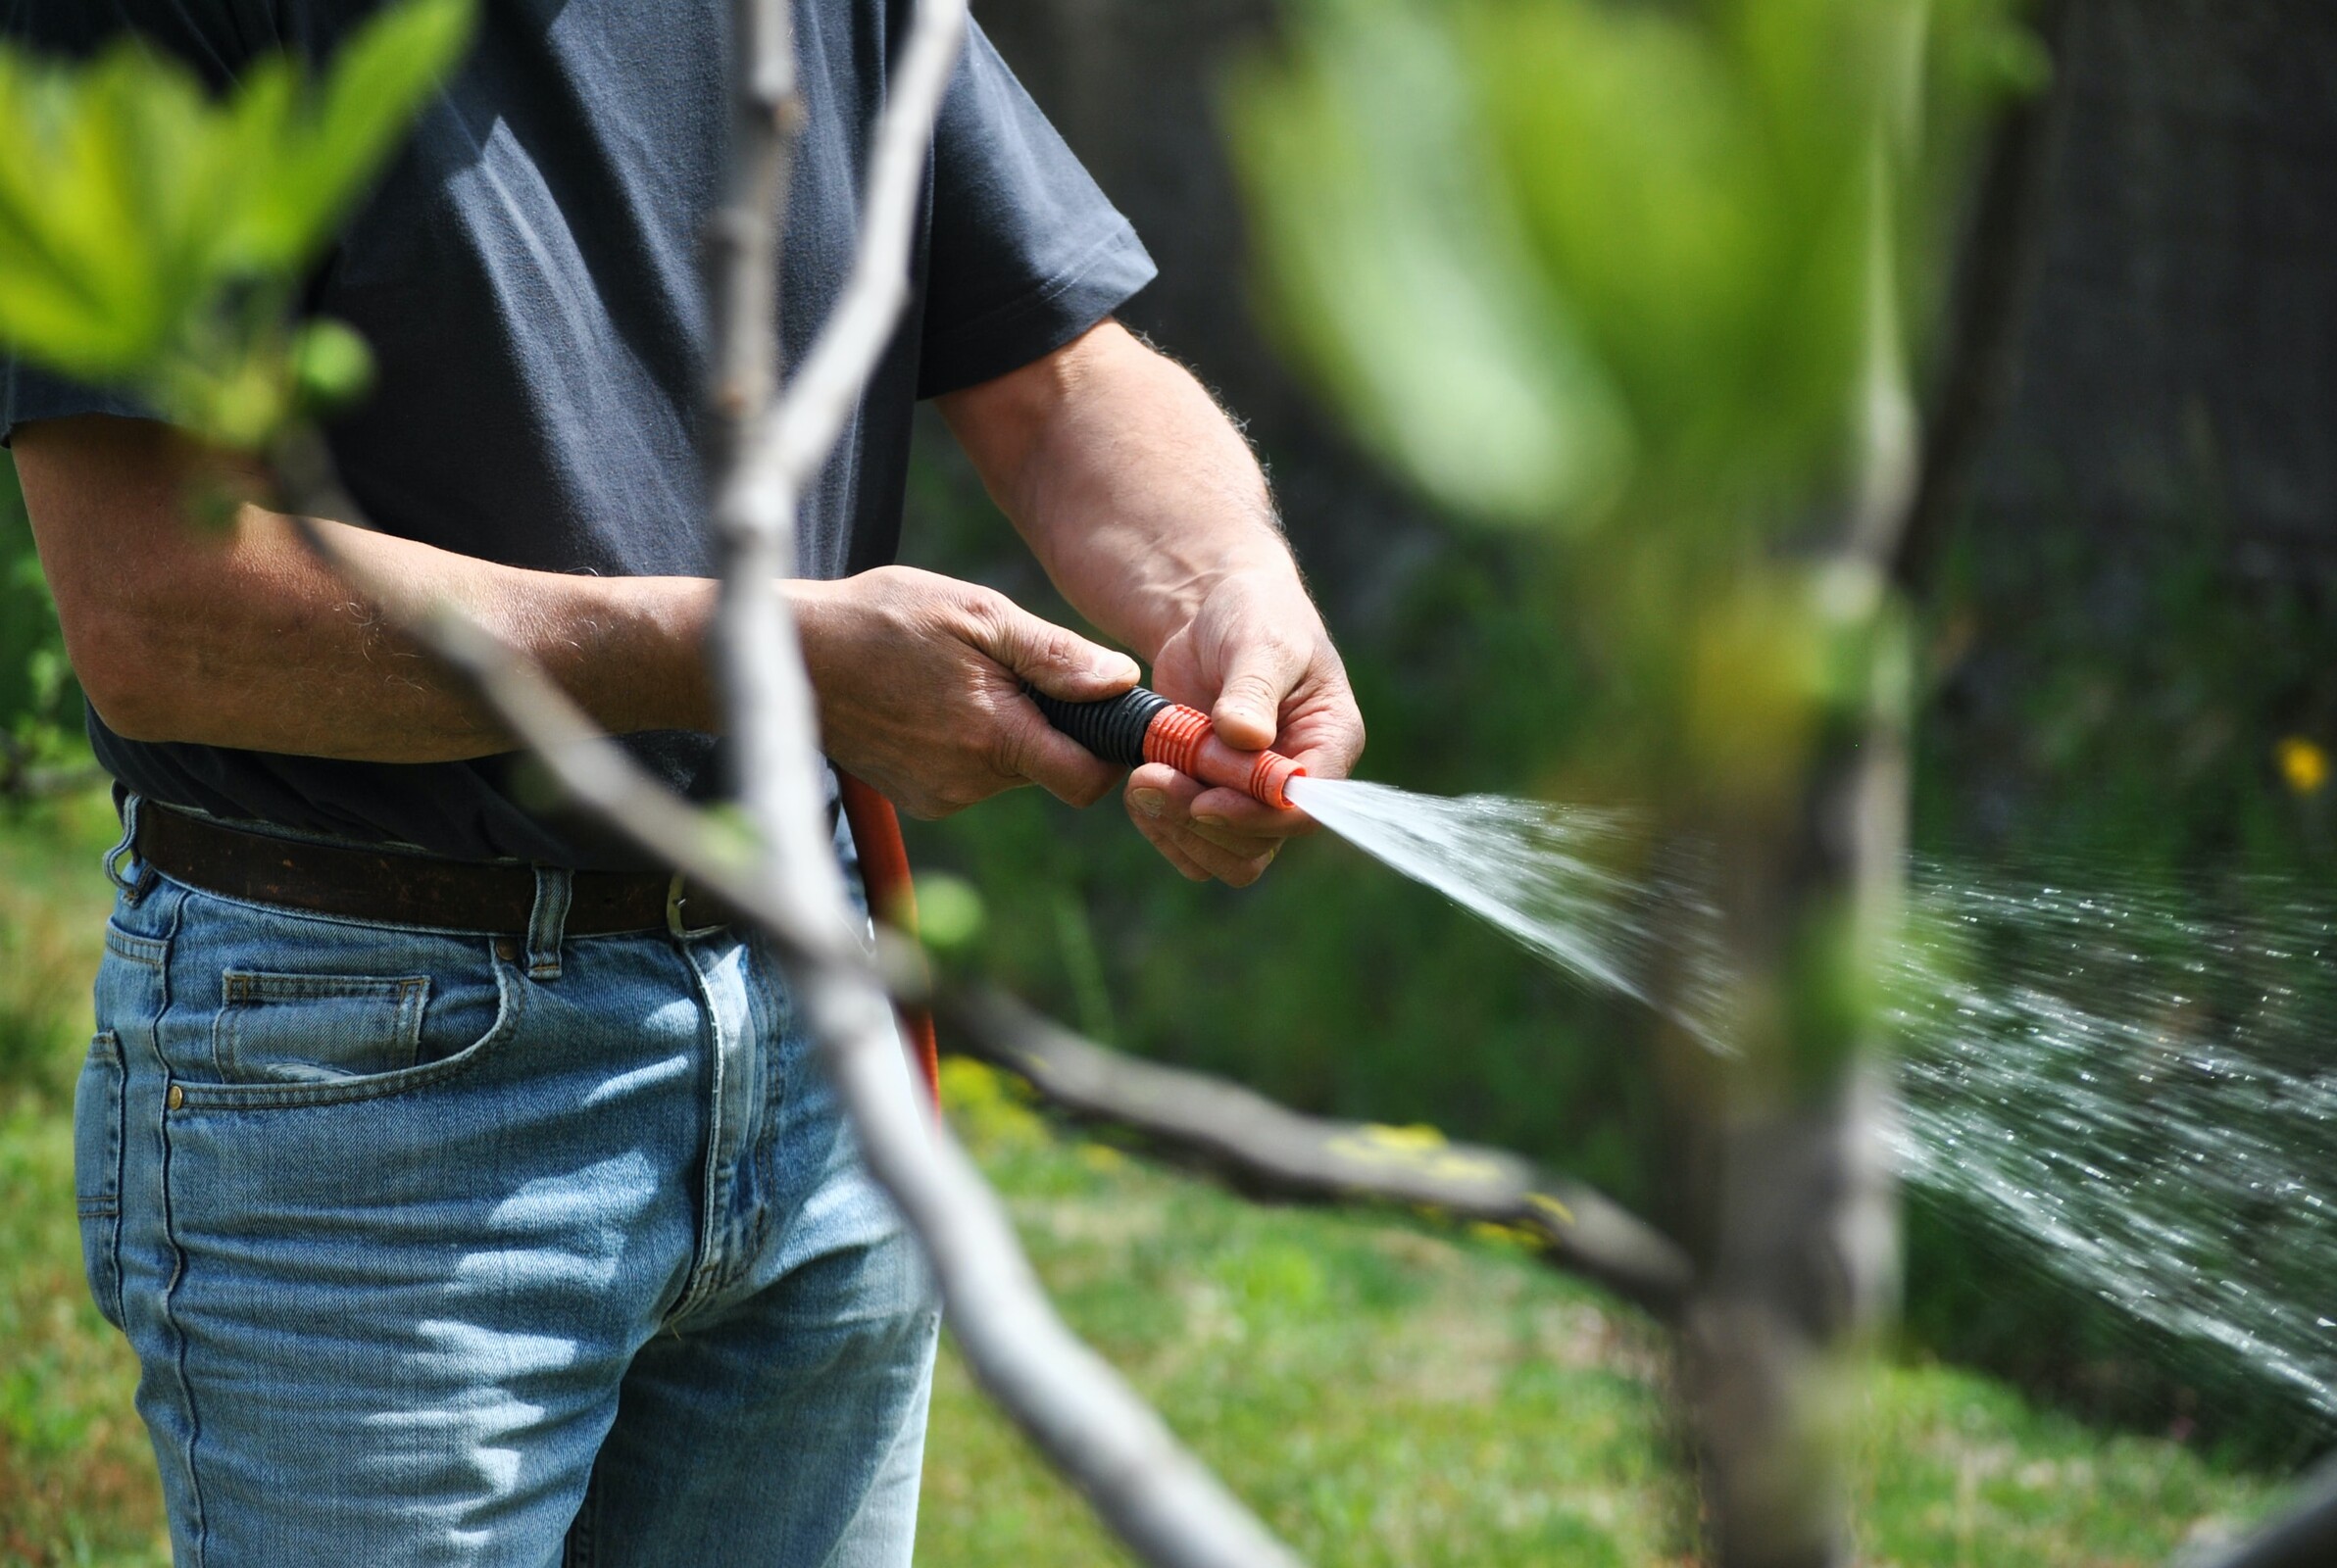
<box><xmin>15</xmin><ymin>414</ymin><xmax>1138</xmax><ymax>810</ymax></box>
<box><xmin>15</xmin><ymin>327</ymin><xmax>1357</xmax><ymax>876</ymax></box>
<box><xmin>14</xmin><ymin>415</ymin><xmax>721</xmax><ymax>760</ymax></box>
<box><xmin>938</xmin><ymin>319</ymin><xmax>1365</xmax><ymax>884</ymax></box>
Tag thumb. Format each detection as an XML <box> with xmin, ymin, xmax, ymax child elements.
<box><xmin>976</xmin><ymin>602</ymin><xmax>1140</xmax><ymax>701</ymax></box>
<box><xmin>1210</xmin><ymin>638</ymin><xmax>1301</xmax><ymax>752</ymax></box>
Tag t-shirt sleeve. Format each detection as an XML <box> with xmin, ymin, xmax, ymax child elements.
<box><xmin>0</xmin><ymin>0</ymin><xmax>271</xmax><ymax>442</ymax></box>
<box><xmin>916</xmin><ymin>21</ymin><xmax>1157</xmax><ymax>399</ymax></box>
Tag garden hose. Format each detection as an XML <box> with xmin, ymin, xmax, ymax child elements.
<box><xmin>836</xmin><ymin>770</ymin><xmax>942</xmax><ymax>1107</ymax></box>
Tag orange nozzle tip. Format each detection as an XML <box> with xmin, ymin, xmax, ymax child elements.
<box><xmin>1254</xmin><ymin>754</ymin><xmax>1305</xmax><ymax>810</ymax></box>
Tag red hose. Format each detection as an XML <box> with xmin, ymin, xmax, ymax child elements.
<box><xmin>837</xmin><ymin>770</ymin><xmax>942</xmax><ymax>1109</ymax></box>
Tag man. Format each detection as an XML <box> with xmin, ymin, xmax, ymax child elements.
<box><xmin>4</xmin><ymin>0</ymin><xmax>1363</xmax><ymax>1562</ymax></box>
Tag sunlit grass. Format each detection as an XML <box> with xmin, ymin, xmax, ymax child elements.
<box><xmin>0</xmin><ymin>792</ymin><xmax>2296</xmax><ymax>1565</ymax></box>
<box><xmin>928</xmin><ymin>1059</ymin><xmax>2287</xmax><ymax>1568</ymax></box>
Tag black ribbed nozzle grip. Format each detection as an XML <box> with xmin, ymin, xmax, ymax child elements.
<box><xmin>1028</xmin><ymin>684</ymin><xmax>1170</xmax><ymax>767</ymax></box>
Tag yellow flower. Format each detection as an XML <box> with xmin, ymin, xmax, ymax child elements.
<box><xmin>2277</xmin><ymin>736</ymin><xmax>2328</xmax><ymax>797</ymax></box>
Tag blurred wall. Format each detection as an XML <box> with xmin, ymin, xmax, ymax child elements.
<box><xmin>1933</xmin><ymin>0</ymin><xmax>2337</xmax><ymax>857</ymax></box>
<box><xmin>1974</xmin><ymin>0</ymin><xmax>2337</xmax><ymax>564</ymax></box>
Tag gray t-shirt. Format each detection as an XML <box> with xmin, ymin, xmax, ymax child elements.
<box><xmin>0</xmin><ymin>0</ymin><xmax>1155</xmax><ymax>866</ymax></box>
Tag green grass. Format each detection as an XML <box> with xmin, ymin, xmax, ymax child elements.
<box><xmin>0</xmin><ymin>790</ymin><xmax>165</xmax><ymax>1567</ymax></box>
<box><xmin>0</xmin><ymin>792</ymin><xmax>2296</xmax><ymax>1565</ymax></box>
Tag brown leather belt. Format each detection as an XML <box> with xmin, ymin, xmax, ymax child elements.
<box><xmin>133</xmin><ymin>805</ymin><xmax>747</xmax><ymax>937</ymax></box>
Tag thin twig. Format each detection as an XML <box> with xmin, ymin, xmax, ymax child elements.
<box><xmin>730</xmin><ymin>0</ymin><xmax>969</xmax><ymax>517</ymax></box>
<box><xmin>2175</xmin><ymin>1451</ymin><xmax>2337</xmax><ymax>1568</ymax></box>
<box><xmin>711</xmin><ymin>0</ymin><xmax>1302</xmax><ymax>1545</ymax></box>
<box><xmin>947</xmin><ymin>991</ymin><xmax>1695</xmax><ymax>1319</ymax></box>
<box><xmin>710</xmin><ymin>0</ymin><xmax>815</xmax><ymax>867</ymax></box>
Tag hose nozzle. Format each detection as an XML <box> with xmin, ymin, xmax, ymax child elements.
<box><xmin>1031</xmin><ymin>685</ymin><xmax>1306</xmax><ymax>809</ymax></box>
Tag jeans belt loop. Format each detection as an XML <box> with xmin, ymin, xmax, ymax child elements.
<box><xmin>526</xmin><ymin>866</ymin><xmax>572</xmax><ymax>980</ymax></box>
<box><xmin>105</xmin><ymin>793</ymin><xmax>156</xmax><ymax>905</ymax></box>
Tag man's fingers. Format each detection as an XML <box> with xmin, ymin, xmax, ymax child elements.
<box><xmin>1171</xmin><ymin>831</ymin><xmax>1277</xmax><ymax>886</ymax></box>
<box><xmin>1186</xmin><ymin>786</ymin><xmax>1317</xmax><ymax>843</ymax></box>
<box><xmin>1125</xmin><ymin>760</ymin><xmax>1203</xmax><ymax>824</ymax></box>
<box><xmin>1126</xmin><ymin>764</ymin><xmax>1282</xmax><ymax>877</ymax></box>
<box><xmin>976</xmin><ymin>598</ymin><xmax>1139</xmax><ymax>702</ymax></box>
<box><xmin>1208</xmin><ymin>633</ymin><xmax>1307</xmax><ymax>752</ymax></box>
<box><xmin>1135</xmin><ymin>816</ymin><xmax>1214</xmax><ymax>882</ymax></box>
<box><xmin>1130</xmin><ymin>766</ymin><xmax>1309</xmax><ymax>850</ymax></box>
<box><xmin>1002</xmin><ymin>707</ymin><xmax>1125</xmax><ymax>807</ymax></box>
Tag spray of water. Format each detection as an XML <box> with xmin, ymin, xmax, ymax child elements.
<box><xmin>1283</xmin><ymin>776</ymin><xmax>1731</xmax><ymax>1048</ymax></box>
<box><xmin>1889</xmin><ymin>864</ymin><xmax>2337</xmax><ymax>1419</ymax></box>
<box><xmin>1285</xmin><ymin>774</ymin><xmax>2337</xmax><ymax>1419</ymax></box>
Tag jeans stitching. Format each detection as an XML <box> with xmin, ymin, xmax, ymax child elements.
<box><xmin>210</xmin><ymin>972</ymin><xmax>433</xmax><ymax>1083</ymax></box>
<box><xmin>104</xmin><ymin>926</ymin><xmax>168</xmax><ymax>967</ymax></box>
<box><xmin>663</xmin><ymin>936</ymin><xmax>735</xmax><ymax>1325</ymax></box>
<box><xmin>172</xmin><ymin>958</ymin><xmax>525</xmax><ymax>1110</ymax></box>
<box><xmin>139</xmin><ymin>888</ymin><xmax>211</xmax><ymax>1565</ymax></box>
<box><xmin>75</xmin><ymin>1032</ymin><xmax>125</xmax><ymax>1325</ymax></box>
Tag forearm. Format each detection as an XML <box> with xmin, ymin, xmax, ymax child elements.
<box><xmin>935</xmin><ymin>318</ymin><xmax>1363</xmax><ymax>886</ymax></box>
<box><xmin>937</xmin><ymin>320</ymin><xmax>1300</xmax><ymax>660</ymax></box>
<box><xmin>97</xmin><ymin>507</ymin><xmax>719</xmax><ymax>761</ymax></box>
<box><xmin>18</xmin><ymin>416</ymin><xmax>718</xmax><ymax>762</ymax></box>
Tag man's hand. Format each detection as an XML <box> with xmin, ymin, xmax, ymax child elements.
<box><xmin>939</xmin><ymin>319</ymin><xmax>1366</xmax><ymax>886</ymax></box>
<box><xmin>792</xmin><ymin>564</ymin><xmax>1141</xmax><ymax>819</ymax></box>
<box><xmin>1125</xmin><ymin>568</ymin><xmax>1363</xmax><ymax>886</ymax></box>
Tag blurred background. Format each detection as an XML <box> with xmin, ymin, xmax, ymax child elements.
<box><xmin>5</xmin><ymin>0</ymin><xmax>2336</xmax><ymax>1561</ymax></box>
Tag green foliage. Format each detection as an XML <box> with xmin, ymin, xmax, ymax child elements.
<box><xmin>1228</xmin><ymin>0</ymin><xmax>2041</xmax><ymax>535</ymax></box>
<box><xmin>1224</xmin><ymin>1</ymin><xmax>1626</xmax><ymax>525</ymax></box>
<box><xmin>0</xmin><ymin>0</ymin><xmax>473</xmax><ymax>446</ymax></box>
<box><xmin>0</xmin><ymin>456</ymin><xmax>80</xmax><ymax>780</ymax></box>
<box><xmin>1226</xmin><ymin>0</ymin><xmax>2043</xmax><ymax>886</ymax></box>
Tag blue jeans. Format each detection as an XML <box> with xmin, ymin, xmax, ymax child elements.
<box><xmin>75</xmin><ymin>808</ymin><xmax>939</xmax><ymax>1566</ymax></box>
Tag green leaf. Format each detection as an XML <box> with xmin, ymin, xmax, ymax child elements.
<box><xmin>1225</xmin><ymin>2</ymin><xmax>1629</xmax><ymax>529</ymax></box>
<box><xmin>289</xmin><ymin>318</ymin><xmax>377</xmax><ymax>412</ymax></box>
<box><xmin>238</xmin><ymin>0</ymin><xmax>477</xmax><ymax>269</ymax></box>
<box><xmin>1225</xmin><ymin>0</ymin><xmax>2041</xmax><ymax>535</ymax></box>
<box><xmin>0</xmin><ymin>0</ymin><xmax>475</xmax><ymax>440</ymax></box>
<box><xmin>915</xmin><ymin>873</ymin><xmax>987</xmax><ymax>954</ymax></box>
<box><xmin>0</xmin><ymin>43</ymin><xmax>194</xmax><ymax>377</ymax></box>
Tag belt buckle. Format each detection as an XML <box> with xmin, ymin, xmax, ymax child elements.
<box><xmin>667</xmin><ymin>872</ymin><xmax>733</xmax><ymax>938</ymax></box>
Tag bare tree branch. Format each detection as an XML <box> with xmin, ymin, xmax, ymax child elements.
<box><xmin>945</xmin><ymin>991</ymin><xmax>1695</xmax><ymax>1320</ymax></box>
<box><xmin>1891</xmin><ymin>0</ymin><xmax>2075</xmax><ymax>598</ymax></box>
<box><xmin>2175</xmin><ymin>1452</ymin><xmax>2337</xmax><ymax>1568</ymax></box>
<box><xmin>710</xmin><ymin>0</ymin><xmax>819</xmax><ymax>867</ymax></box>
<box><xmin>696</xmin><ymin>0</ymin><xmax>1305</xmax><ymax>1546</ymax></box>
<box><xmin>730</xmin><ymin>0</ymin><xmax>968</xmax><ymax>515</ymax></box>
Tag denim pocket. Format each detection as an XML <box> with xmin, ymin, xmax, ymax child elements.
<box><xmin>169</xmin><ymin>896</ymin><xmax>526</xmax><ymax>1111</ymax></box>
<box><xmin>213</xmin><ymin>971</ymin><xmax>431</xmax><ymax>1085</ymax></box>
<box><xmin>74</xmin><ymin>1030</ymin><xmax>126</xmax><ymax>1329</ymax></box>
